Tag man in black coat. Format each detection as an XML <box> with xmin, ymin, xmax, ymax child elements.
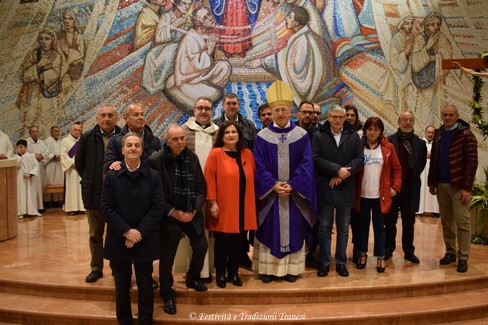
<box><xmin>148</xmin><ymin>124</ymin><xmax>208</xmax><ymax>315</ymax></box>
<box><xmin>102</xmin><ymin>134</ymin><xmax>164</xmax><ymax>325</ymax></box>
<box><xmin>386</xmin><ymin>111</ymin><xmax>427</xmax><ymax>263</ymax></box>
<box><xmin>104</xmin><ymin>102</ymin><xmax>161</xmax><ymax>173</ymax></box>
<box><xmin>312</xmin><ymin>105</ymin><xmax>364</xmax><ymax>278</ymax></box>
<box><xmin>76</xmin><ymin>105</ymin><xmax>121</xmax><ymax>283</ymax></box>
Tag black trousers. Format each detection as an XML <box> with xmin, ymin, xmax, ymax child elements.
<box><xmin>214</xmin><ymin>231</ymin><xmax>245</xmax><ymax>277</ymax></box>
<box><xmin>385</xmin><ymin>180</ymin><xmax>416</xmax><ymax>256</ymax></box>
<box><xmin>110</xmin><ymin>260</ymin><xmax>154</xmax><ymax>325</ymax></box>
<box><xmin>159</xmin><ymin>222</ymin><xmax>208</xmax><ymax>301</ymax></box>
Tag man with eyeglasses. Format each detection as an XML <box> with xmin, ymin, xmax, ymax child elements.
<box><xmin>297</xmin><ymin>101</ymin><xmax>319</xmax><ymax>141</ymax></box>
<box><xmin>297</xmin><ymin>101</ymin><xmax>320</xmax><ymax>269</ymax></box>
<box><xmin>148</xmin><ymin>124</ymin><xmax>208</xmax><ymax>314</ymax></box>
<box><xmin>213</xmin><ymin>92</ymin><xmax>257</xmax><ymax>269</ymax></box>
<box><xmin>181</xmin><ymin>97</ymin><xmax>219</xmax><ymax>282</ymax></box>
<box><xmin>386</xmin><ymin>111</ymin><xmax>426</xmax><ymax>264</ymax></box>
<box><xmin>312</xmin><ymin>105</ymin><xmax>364</xmax><ymax>278</ymax></box>
<box><xmin>254</xmin><ymin>80</ymin><xmax>317</xmax><ymax>283</ymax></box>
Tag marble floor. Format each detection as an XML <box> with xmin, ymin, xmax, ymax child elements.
<box><xmin>1</xmin><ymin>208</ymin><xmax>488</xmax><ymax>324</ymax></box>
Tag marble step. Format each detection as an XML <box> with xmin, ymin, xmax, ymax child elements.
<box><xmin>2</xmin><ymin>272</ymin><xmax>488</xmax><ymax>305</ymax></box>
<box><xmin>1</xmin><ymin>287</ymin><xmax>488</xmax><ymax>324</ymax></box>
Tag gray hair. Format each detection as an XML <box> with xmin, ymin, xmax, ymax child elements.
<box><xmin>327</xmin><ymin>105</ymin><xmax>346</xmax><ymax>117</ymax></box>
<box><xmin>164</xmin><ymin>123</ymin><xmax>184</xmax><ymax>141</ymax></box>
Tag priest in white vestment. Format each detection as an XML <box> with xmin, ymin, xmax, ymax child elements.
<box><xmin>0</xmin><ymin>129</ymin><xmax>13</xmax><ymax>159</ymax></box>
<box><xmin>15</xmin><ymin>139</ymin><xmax>40</xmax><ymax>218</ymax></box>
<box><xmin>61</xmin><ymin>122</ymin><xmax>85</xmax><ymax>214</ymax></box>
<box><xmin>178</xmin><ymin>97</ymin><xmax>219</xmax><ymax>280</ymax></box>
<box><xmin>26</xmin><ymin>126</ymin><xmax>49</xmax><ymax>212</ymax></box>
<box><xmin>44</xmin><ymin>126</ymin><xmax>64</xmax><ymax>205</ymax></box>
<box><xmin>417</xmin><ymin>125</ymin><xmax>439</xmax><ymax>216</ymax></box>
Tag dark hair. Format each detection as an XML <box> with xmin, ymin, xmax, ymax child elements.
<box><xmin>258</xmin><ymin>103</ymin><xmax>270</xmax><ymax>115</ymax></box>
<box><xmin>214</xmin><ymin>121</ymin><xmax>244</xmax><ymax>151</ymax></box>
<box><xmin>345</xmin><ymin>104</ymin><xmax>363</xmax><ymax>131</ymax></box>
<box><xmin>293</xmin><ymin>6</ymin><xmax>309</xmax><ymax>26</ymax></box>
<box><xmin>16</xmin><ymin>139</ymin><xmax>27</xmax><ymax>147</ymax></box>
<box><xmin>362</xmin><ymin>117</ymin><xmax>384</xmax><ymax>137</ymax></box>
<box><xmin>298</xmin><ymin>101</ymin><xmax>314</xmax><ymax>111</ymax></box>
<box><xmin>224</xmin><ymin>92</ymin><xmax>239</xmax><ymax>103</ymax></box>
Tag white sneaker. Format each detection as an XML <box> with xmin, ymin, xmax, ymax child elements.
<box><xmin>18</xmin><ymin>215</ymin><xmax>24</xmax><ymax>219</ymax></box>
<box><xmin>35</xmin><ymin>213</ymin><xmax>42</xmax><ymax>217</ymax></box>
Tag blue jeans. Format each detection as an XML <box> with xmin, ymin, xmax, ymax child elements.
<box><xmin>358</xmin><ymin>198</ymin><xmax>385</xmax><ymax>257</ymax></box>
<box><xmin>318</xmin><ymin>205</ymin><xmax>351</xmax><ymax>265</ymax></box>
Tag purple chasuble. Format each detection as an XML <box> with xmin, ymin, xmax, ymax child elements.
<box><xmin>254</xmin><ymin>122</ymin><xmax>318</xmax><ymax>259</ymax></box>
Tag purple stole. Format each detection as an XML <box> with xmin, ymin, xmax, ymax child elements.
<box><xmin>67</xmin><ymin>141</ymin><xmax>78</xmax><ymax>158</ymax></box>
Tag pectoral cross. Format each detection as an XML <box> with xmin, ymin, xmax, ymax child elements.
<box><xmin>278</xmin><ymin>134</ymin><xmax>287</xmax><ymax>143</ymax></box>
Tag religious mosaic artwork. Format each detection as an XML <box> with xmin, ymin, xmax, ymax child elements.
<box><xmin>0</xmin><ymin>0</ymin><xmax>487</xmax><ymax>169</ymax></box>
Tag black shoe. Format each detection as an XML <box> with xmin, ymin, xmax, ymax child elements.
<box><xmin>228</xmin><ymin>274</ymin><xmax>243</xmax><ymax>286</ymax></box>
<box><xmin>216</xmin><ymin>275</ymin><xmax>226</xmax><ymax>288</ymax></box>
<box><xmin>457</xmin><ymin>260</ymin><xmax>468</xmax><ymax>273</ymax></box>
<box><xmin>151</xmin><ymin>278</ymin><xmax>159</xmax><ymax>289</ymax></box>
<box><xmin>38</xmin><ymin>209</ymin><xmax>46</xmax><ymax>213</ymax></box>
<box><xmin>163</xmin><ymin>298</ymin><xmax>176</xmax><ymax>315</ymax></box>
<box><xmin>317</xmin><ymin>265</ymin><xmax>329</xmax><ymax>277</ymax></box>
<box><xmin>439</xmin><ymin>253</ymin><xmax>456</xmax><ymax>265</ymax></box>
<box><xmin>356</xmin><ymin>252</ymin><xmax>368</xmax><ymax>269</ymax></box>
<box><xmin>305</xmin><ymin>252</ymin><xmax>321</xmax><ymax>269</ymax></box>
<box><xmin>261</xmin><ymin>274</ymin><xmax>274</xmax><ymax>283</ymax></box>
<box><xmin>85</xmin><ymin>271</ymin><xmax>103</xmax><ymax>283</ymax></box>
<box><xmin>404</xmin><ymin>254</ymin><xmax>420</xmax><ymax>264</ymax></box>
<box><xmin>377</xmin><ymin>258</ymin><xmax>386</xmax><ymax>273</ymax></box>
<box><xmin>284</xmin><ymin>274</ymin><xmax>297</xmax><ymax>283</ymax></box>
<box><xmin>186</xmin><ymin>279</ymin><xmax>208</xmax><ymax>292</ymax></box>
<box><xmin>336</xmin><ymin>264</ymin><xmax>349</xmax><ymax>277</ymax></box>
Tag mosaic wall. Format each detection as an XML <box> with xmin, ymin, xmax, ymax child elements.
<box><xmin>0</xmin><ymin>0</ymin><xmax>487</xmax><ymax>176</ymax></box>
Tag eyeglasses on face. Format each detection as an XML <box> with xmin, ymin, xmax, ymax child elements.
<box><xmin>329</xmin><ymin>115</ymin><xmax>345</xmax><ymax>120</ymax></box>
<box><xmin>195</xmin><ymin>106</ymin><xmax>212</xmax><ymax>112</ymax></box>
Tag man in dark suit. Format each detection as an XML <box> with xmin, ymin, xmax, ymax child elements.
<box><xmin>148</xmin><ymin>124</ymin><xmax>208</xmax><ymax>315</ymax></box>
<box><xmin>386</xmin><ymin>111</ymin><xmax>427</xmax><ymax>263</ymax></box>
<box><xmin>76</xmin><ymin>105</ymin><xmax>121</xmax><ymax>283</ymax></box>
<box><xmin>101</xmin><ymin>134</ymin><xmax>164</xmax><ymax>325</ymax></box>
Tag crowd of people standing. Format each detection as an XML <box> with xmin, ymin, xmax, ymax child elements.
<box><xmin>0</xmin><ymin>79</ymin><xmax>479</xmax><ymax>324</ymax></box>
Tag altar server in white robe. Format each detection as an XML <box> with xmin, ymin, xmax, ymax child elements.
<box><xmin>26</xmin><ymin>126</ymin><xmax>49</xmax><ymax>212</ymax></box>
<box><xmin>44</xmin><ymin>126</ymin><xmax>64</xmax><ymax>205</ymax></box>
<box><xmin>61</xmin><ymin>122</ymin><xmax>85</xmax><ymax>214</ymax></box>
<box><xmin>16</xmin><ymin>139</ymin><xmax>40</xmax><ymax>218</ymax></box>
<box><xmin>417</xmin><ymin>125</ymin><xmax>439</xmax><ymax>216</ymax></box>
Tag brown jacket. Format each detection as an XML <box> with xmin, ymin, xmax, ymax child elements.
<box><xmin>428</xmin><ymin>119</ymin><xmax>478</xmax><ymax>192</ymax></box>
